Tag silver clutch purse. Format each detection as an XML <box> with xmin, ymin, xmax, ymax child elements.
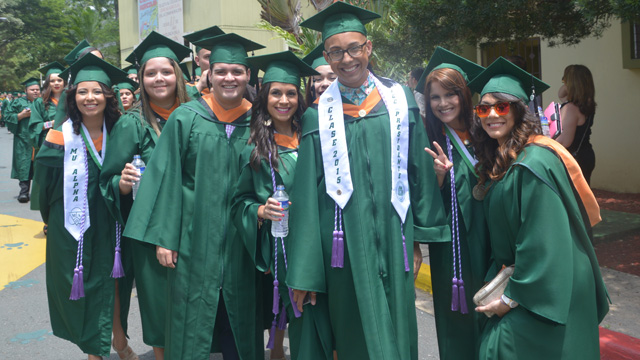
<box><xmin>473</xmin><ymin>265</ymin><xmax>515</xmax><ymax>317</ymax></box>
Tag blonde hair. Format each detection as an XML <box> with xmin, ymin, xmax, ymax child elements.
<box><xmin>563</xmin><ymin>65</ymin><xmax>596</xmax><ymax>117</ymax></box>
<box><xmin>138</xmin><ymin>57</ymin><xmax>190</xmax><ymax>135</ymax></box>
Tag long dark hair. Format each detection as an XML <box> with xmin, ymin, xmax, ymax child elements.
<box><xmin>65</xmin><ymin>82</ymin><xmax>120</xmax><ymax>135</ymax></box>
<box><xmin>470</xmin><ymin>92</ymin><xmax>541</xmax><ymax>185</ymax></box>
<box><xmin>248</xmin><ymin>82</ymin><xmax>306</xmax><ymax>172</ymax></box>
<box><xmin>41</xmin><ymin>74</ymin><xmax>67</xmax><ymax>112</ymax></box>
<box><xmin>423</xmin><ymin>68</ymin><xmax>473</xmax><ymax>149</ymax></box>
<box><xmin>304</xmin><ymin>77</ymin><xmax>316</xmax><ymax>106</ymax></box>
<box><xmin>563</xmin><ymin>64</ymin><xmax>596</xmax><ymax>117</ymax></box>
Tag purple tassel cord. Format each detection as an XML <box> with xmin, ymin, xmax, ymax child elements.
<box><xmin>277</xmin><ymin>304</ymin><xmax>287</xmax><ymax>330</ymax></box>
<box><xmin>446</xmin><ymin>136</ymin><xmax>468</xmax><ymax>314</ymax></box>
<box><xmin>111</xmin><ymin>222</ymin><xmax>125</xmax><ymax>278</ymax></box>
<box><xmin>288</xmin><ymin>287</ymin><xmax>301</xmax><ymax>318</ymax></box>
<box><xmin>70</xmin><ymin>265</ymin><xmax>85</xmax><ymax>300</ymax></box>
<box><xmin>266</xmin><ymin>319</ymin><xmax>277</xmax><ymax>349</ymax></box>
<box><xmin>401</xmin><ymin>230</ymin><xmax>410</xmax><ymax>272</ymax></box>
<box><xmin>331</xmin><ymin>205</ymin><xmax>344</xmax><ymax>268</ymax></box>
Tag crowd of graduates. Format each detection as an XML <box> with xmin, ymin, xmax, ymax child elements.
<box><xmin>2</xmin><ymin>2</ymin><xmax>609</xmax><ymax>360</ymax></box>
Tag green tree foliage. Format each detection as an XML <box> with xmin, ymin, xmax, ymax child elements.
<box><xmin>0</xmin><ymin>0</ymin><xmax>119</xmax><ymax>91</ymax></box>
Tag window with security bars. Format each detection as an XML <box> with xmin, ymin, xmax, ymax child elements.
<box><xmin>480</xmin><ymin>38</ymin><xmax>542</xmax><ymax>79</ymax></box>
<box><xmin>632</xmin><ymin>22</ymin><xmax>640</xmax><ymax>60</ymax></box>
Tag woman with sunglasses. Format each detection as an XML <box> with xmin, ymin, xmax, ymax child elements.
<box><xmin>100</xmin><ymin>32</ymin><xmax>191</xmax><ymax>360</ymax></box>
<box><xmin>418</xmin><ymin>47</ymin><xmax>491</xmax><ymax>360</ymax></box>
<box><xmin>231</xmin><ymin>51</ymin><xmax>333</xmax><ymax>360</ymax></box>
<box><xmin>34</xmin><ymin>54</ymin><xmax>137</xmax><ymax>360</ymax></box>
<box><xmin>468</xmin><ymin>57</ymin><xmax>608</xmax><ymax>360</ymax></box>
<box><xmin>556</xmin><ymin>64</ymin><xmax>597</xmax><ymax>184</ymax></box>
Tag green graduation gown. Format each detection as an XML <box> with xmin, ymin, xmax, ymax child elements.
<box><xmin>34</xmin><ymin>128</ymin><xmax>132</xmax><ymax>357</ymax></box>
<box><xmin>479</xmin><ymin>144</ymin><xmax>609</xmax><ymax>360</ymax></box>
<box><xmin>232</xmin><ymin>140</ymin><xmax>333</xmax><ymax>360</ymax></box>
<box><xmin>5</xmin><ymin>97</ymin><xmax>34</xmax><ymax>181</ymax></box>
<box><xmin>428</xmin><ymin>134</ymin><xmax>491</xmax><ymax>360</ymax></box>
<box><xmin>123</xmin><ymin>96</ymin><xmax>265</xmax><ymax>359</ymax></box>
<box><xmin>285</xmin><ymin>83</ymin><xmax>450</xmax><ymax>360</ymax></box>
<box><xmin>99</xmin><ymin>109</ymin><xmax>166</xmax><ymax>347</ymax></box>
<box><xmin>28</xmin><ymin>97</ymin><xmax>58</xmax><ymax>210</ymax></box>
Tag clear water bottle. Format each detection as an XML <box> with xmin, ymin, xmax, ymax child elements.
<box><xmin>271</xmin><ymin>185</ymin><xmax>289</xmax><ymax>238</ymax></box>
<box><xmin>538</xmin><ymin>106</ymin><xmax>550</xmax><ymax>137</ymax></box>
<box><xmin>131</xmin><ymin>155</ymin><xmax>146</xmax><ymax>200</ymax></box>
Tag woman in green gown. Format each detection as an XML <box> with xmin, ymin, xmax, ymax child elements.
<box><xmin>34</xmin><ymin>54</ymin><xmax>137</xmax><ymax>360</ymax></box>
<box><xmin>419</xmin><ymin>47</ymin><xmax>490</xmax><ymax>360</ymax></box>
<box><xmin>100</xmin><ymin>31</ymin><xmax>191</xmax><ymax>360</ymax></box>
<box><xmin>232</xmin><ymin>51</ymin><xmax>333</xmax><ymax>360</ymax></box>
<box><xmin>468</xmin><ymin>57</ymin><xmax>609</xmax><ymax>360</ymax></box>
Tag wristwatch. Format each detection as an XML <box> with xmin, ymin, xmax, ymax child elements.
<box><xmin>501</xmin><ymin>294</ymin><xmax>519</xmax><ymax>308</ymax></box>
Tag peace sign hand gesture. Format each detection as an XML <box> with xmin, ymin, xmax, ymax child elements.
<box><xmin>425</xmin><ymin>141</ymin><xmax>453</xmax><ymax>188</ymax></box>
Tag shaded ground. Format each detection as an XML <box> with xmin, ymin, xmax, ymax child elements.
<box><xmin>593</xmin><ymin>189</ymin><xmax>640</xmax><ymax>276</ymax></box>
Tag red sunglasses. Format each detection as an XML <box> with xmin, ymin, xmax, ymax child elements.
<box><xmin>474</xmin><ymin>101</ymin><xmax>515</xmax><ymax>118</ymax></box>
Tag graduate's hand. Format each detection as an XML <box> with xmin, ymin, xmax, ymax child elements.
<box><xmin>17</xmin><ymin>108</ymin><xmax>31</xmax><ymax>120</ymax></box>
<box><xmin>292</xmin><ymin>289</ymin><xmax>316</xmax><ymax>313</ymax></box>
<box><xmin>157</xmin><ymin>246</ymin><xmax>178</xmax><ymax>268</ymax></box>
<box><xmin>413</xmin><ymin>242</ymin><xmax>422</xmax><ymax>281</ymax></box>
<box><xmin>424</xmin><ymin>141</ymin><xmax>452</xmax><ymax>188</ymax></box>
<box><xmin>475</xmin><ymin>298</ymin><xmax>511</xmax><ymax>318</ymax></box>
<box><xmin>258</xmin><ymin>197</ymin><xmax>285</xmax><ymax>221</ymax></box>
<box><xmin>196</xmin><ymin>69</ymin><xmax>209</xmax><ymax>92</ymax></box>
<box><xmin>118</xmin><ymin>163</ymin><xmax>139</xmax><ymax>195</ymax></box>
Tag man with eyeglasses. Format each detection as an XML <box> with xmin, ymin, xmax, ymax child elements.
<box><xmin>286</xmin><ymin>3</ymin><xmax>449</xmax><ymax>359</ymax></box>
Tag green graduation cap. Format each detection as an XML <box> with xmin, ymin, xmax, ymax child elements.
<box><xmin>415</xmin><ymin>46</ymin><xmax>485</xmax><ymax>94</ymax></box>
<box><xmin>59</xmin><ymin>53</ymin><xmax>128</xmax><ymax>88</ymax></box>
<box><xmin>38</xmin><ymin>61</ymin><xmax>66</xmax><ymax>79</ymax></box>
<box><xmin>302</xmin><ymin>44</ymin><xmax>329</xmax><ymax>70</ymax></box>
<box><xmin>248</xmin><ymin>51</ymin><xmax>319</xmax><ymax>86</ymax></box>
<box><xmin>21</xmin><ymin>78</ymin><xmax>40</xmax><ymax>88</ymax></box>
<box><xmin>193</xmin><ymin>33</ymin><xmax>264</xmax><ymax>67</ymax></box>
<box><xmin>183</xmin><ymin>25</ymin><xmax>225</xmax><ymax>54</ymax></box>
<box><xmin>300</xmin><ymin>2</ymin><xmax>380</xmax><ymax>42</ymax></box>
<box><xmin>467</xmin><ymin>57</ymin><xmax>550</xmax><ymax>103</ymax></box>
<box><xmin>126</xmin><ymin>31</ymin><xmax>192</xmax><ymax>65</ymax></box>
<box><xmin>64</xmin><ymin>40</ymin><xmax>92</xmax><ymax>65</ymax></box>
<box><xmin>114</xmin><ymin>78</ymin><xmax>139</xmax><ymax>93</ymax></box>
<box><xmin>123</xmin><ymin>64</ymin><xmax>138</xmax><ymax>76</ymax></box>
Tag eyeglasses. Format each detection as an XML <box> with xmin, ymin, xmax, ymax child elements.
<box><xmin>325</xmin><ymin>40</ymin><xmax>368</xmax><ymax>62</ymax></box>
<box><xmin>474</xmin><ymin>101</ymin><xmax>515</xmax><ymax>118</ymax></box>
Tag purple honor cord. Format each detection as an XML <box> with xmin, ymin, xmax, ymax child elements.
<box><xmin>70</xmin><ymin>145</ymin><xmax>89</xmax><ymax>300</ymax></box>
<box><xmin>331</xmin><ymin>204</ymin><xmax>344</xmax><ymax>268</ymax></box>
<box><xmin>266</xmin><ymin>152</ymin><xmax>300</xmax><ymax>349</ymax></box>
<box><xmin>446</xmin><ymin>136</ymin><xmax>468</xmax><ymax>314</ymax></box>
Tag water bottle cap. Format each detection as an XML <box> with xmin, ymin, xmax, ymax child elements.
<box><xmin>133</xmin><ymin>154</ymin><xmax>141</xmax><ymax>159</ymax></box>
<box><xmin>276</xmin><ymin>185</ymin><xmax>285</xmax><ymax>190</ymax></box>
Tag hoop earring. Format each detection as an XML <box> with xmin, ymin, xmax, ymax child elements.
<box><xmin>263</xmin><ymin>118</ymin><xmax>272</xmax><ymax>126</ymax></box>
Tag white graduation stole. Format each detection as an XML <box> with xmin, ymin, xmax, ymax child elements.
<box><xmin>62</xmin><ymin>119</ymin><xmax>106</xmax><ymax>240</ymax></box>
<box><xmin>318</xmin><ymin>75</ymin><xmax>410</xmax><ymax>222</ymax></box>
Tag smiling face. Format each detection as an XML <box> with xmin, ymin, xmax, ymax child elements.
<box><xmin>120</xmin><ymin>88</ymin><xmax>134</xmax><ymax>110</ymax></box>
<box><xmin>75</xmin><ymin>81</ymin><xmax>106</xmax><ymax>119</ymax></box>
<box><xmin>142</xmin><ymin>57</ymin><xmax>177</xmax><ymax>105</ymax></box>
<box><xmin>479</xmin><ymin>93</ymin><xmax>515</xmax><ymax>145</ymax></box>
<box><xmin>49</xmin><ymin>74</ymin><xmax>65</xmax><ymax>95</ymax></box>
<box><xmin>267</xmin><ymin>82</ymin><xmax>298</xmax><ymax>130</ymax></box>
<box><xmin>428</xmin><ymin>81</ymin><xmax>462</xmax><ymax>129</ymax></box>
<box><xmin>209</xmin><ymin>62</ymin><xmax>249</xmax><ymax>109</ymax></box>
<box><xmin>312</xmin><ymin>64</ymin><xmax>337</xmax><ymax>97</ymax></box>
<box><xmin>324</xmin><ymin>32</ymin><xmax>372</xmax><ymax>88</ymax></box>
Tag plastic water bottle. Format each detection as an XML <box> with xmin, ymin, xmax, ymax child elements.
<box><xmin>131</xmin><ymin>155</ymin><xmax>145</xmax><ymax>200</ymax></box>
<box><xmin>271</xmin><ymin>185</ymin><xmax>289</xmax><ymax>238</ymax></box>
<box><xmin>538</xmin><ymin>106</ymin><xmax>550</xmax><ymax>137</ymax></box>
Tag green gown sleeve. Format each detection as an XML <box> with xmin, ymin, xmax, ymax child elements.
<box><xmin>122</xmin><ymin>109</ymin><xmax>191</xmax><ymax>251</ymax></box>
<box><xmin>28</xmin><ymin>98</ymin><xmax>48</xmax><ymax>148</ymax></box>
<box><xmin>186</xmin><ymin>85</ymin><xmax>201</xmax><ymax>100</ymax></box>
<box><xmin>4</xmin><ymin>97</ymin><xmax>25</xmax><ymax>134</ymax></box>
<box><xmin>99</xmin><ymin>113</ymin><xmax>144</xmax><ymax>225</ymax></box>
<box><xmin>52</xmin><ymin>91</ymin><xmax>68</xmax><ymax>129</ymax></box>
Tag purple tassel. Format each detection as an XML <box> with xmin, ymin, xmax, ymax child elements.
<box><xmin>272</xmin><ymin>280</ymin><xmax>280</xmax><ymax>315</ymax></box>
<box><xmin>277</xmin><ymin>304</ymin><xmax>287</xmax><ymax>330</ymax></box>
<box><xmin>458</xmin><ymin>279</ymin><xmax>468</xmax><ymax>314</ymax></box>
<box><xmin>331</xmin><ymin>230</ymin><xmax>340</xmax><ymax>268</ymax></box>
<box><xmin>111</xmin><ymin>246</ymin><xmax>125</xmax><ymax>278</ymax></box>
<box><xmin>336</xmin><ymin>232</ymin><xmax>344</xmax><ymax>268</ymax></box>
<box><xmin>70</xmin><ymin>266</ymin><xmax>85</xmax><ymax>300</ymax></box>
<box><xmin>402</xmin><ymin>235</ymin><xmax>410</xmax><ymax>272</ymax></box>
<box><xmin>266</xmin><ymin>320</ymin><xmax>277</xmax><ymax>349</ymax></box>
<box><xmin>288</xmin><ymin>287</ymin><xmax>302</xmax><ymax>318</ymax></box>
<box><xmin>451</xmin><ymin>278</ymin><xmax>459</xmax><ymax>311</ymax></box>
